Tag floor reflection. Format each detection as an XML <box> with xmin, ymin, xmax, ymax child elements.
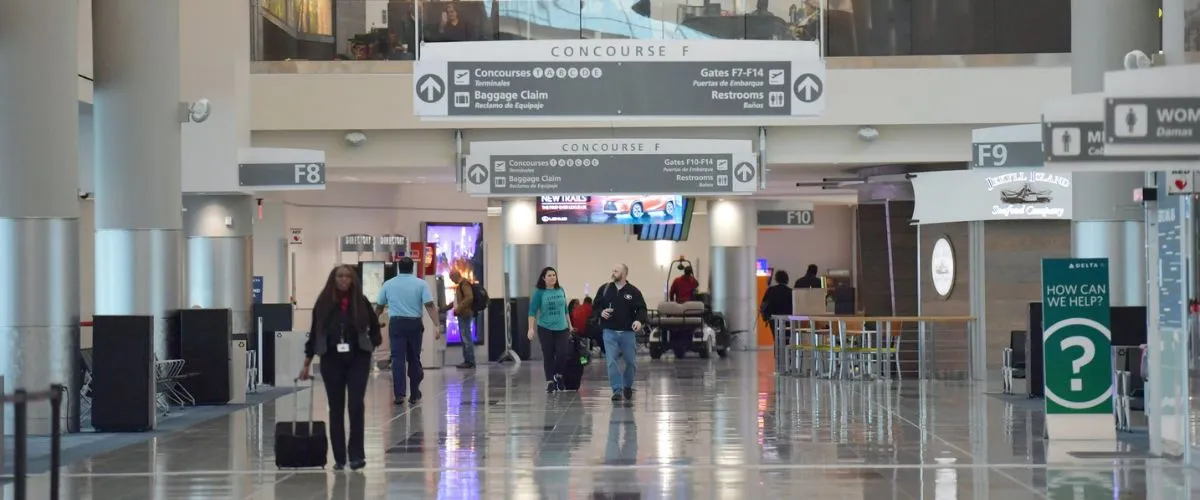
<box><xmin>2</xmin><ymin>351</ymin><xmax>1197</xmax><ymax>499</ymax></box>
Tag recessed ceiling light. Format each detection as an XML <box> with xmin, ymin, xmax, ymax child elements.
<box><xmin>344</xmin><ymin>176</ymin><xmax>360</xmax><ymax>181</ymax></box>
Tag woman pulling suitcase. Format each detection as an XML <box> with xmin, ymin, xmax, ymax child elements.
<box><xmin>299</xmin><ymin>265</ymin><xmax>382</xmax><ymax>470</ymax></box>
<box><xmin>527</xmin><ymin>267</ymin><xmax>575</xmax><ymax>393</ymax></box>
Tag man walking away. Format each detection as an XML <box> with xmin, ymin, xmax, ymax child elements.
<box><xmin>448</xmin><ymin>269</ymin><xmax>477</xmax><ymax>369</ymax></box>
<box><xmin>592</xmin><ymin>263</ymin><xmax>647</xmax><ymax>402</ymax></box>
<box><xmin>376</xmin><ymin>257</ymin><xmax>443</xmax><ymax>405</ymax></box>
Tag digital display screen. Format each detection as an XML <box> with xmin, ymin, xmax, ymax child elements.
<box><xmin>424</xmin><ymin>223</ymin><xmax>484</xmax><ymax>345</ymax></box>
<box><xmin>536</xmin><ymin>195</ymin><xmax>686</xmax><ymax>224</ymax></box>
<box><xmin>361</xmin><ymin>262</ymin><xmax>385</xmax><ymax>305</ymax></box>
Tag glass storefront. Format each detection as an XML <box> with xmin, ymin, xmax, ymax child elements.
<box><xmin>251</xmin><ymin>0</ymin><xmax>1084</xmax><ymax>62</ymax></box>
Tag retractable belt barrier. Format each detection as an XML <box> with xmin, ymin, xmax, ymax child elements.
<box><xmin>2</xmin><ymin>384</ymin><xmax>66</xmax><ymax>500</ymax></box>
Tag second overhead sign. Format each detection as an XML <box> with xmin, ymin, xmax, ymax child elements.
<box><xmin>464</xmin><ymin>138</ymin><xmax>758</xmax><ymax>196</ymax></box>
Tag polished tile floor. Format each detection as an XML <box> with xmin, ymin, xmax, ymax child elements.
<box><xmin>5</xmin><ymin>351</ymin><xmax>1198</xmax><ymax>499</ymax></box>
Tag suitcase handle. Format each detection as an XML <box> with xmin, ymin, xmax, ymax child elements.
<box><xmin>293</xmin><ymin>377</ymin><xmax>318</xmax><ymax>434</ymax></box>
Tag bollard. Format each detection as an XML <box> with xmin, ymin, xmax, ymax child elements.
<box><xmin>51</xmin><ymin>385</ymin><xmax>63</xmax><ymax>500</ymax></box>
<box><xmin>13</xmin><ymin>389</ymin><xmax>27</xmax><ymax>500</ymax></box>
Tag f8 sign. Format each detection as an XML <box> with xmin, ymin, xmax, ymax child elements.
<box><xmin>238</xmin><ymin>162</ymin><xmax>327</xmax><ymax>190</ymax></box>
<box><xmin>294</xmin><ymin>164</ymin><xmax>324</xmax><ymax>184</ymax></box>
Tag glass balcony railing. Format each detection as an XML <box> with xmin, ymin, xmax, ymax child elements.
<box><xmin>251</xmin><ymin>0</ymin><xmax>1077</xmax><ymax>64</ymax></box>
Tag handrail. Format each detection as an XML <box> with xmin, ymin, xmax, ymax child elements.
<box><xmin>778</xmin><ymin>314</ymin><xmax>974</xmax><ymax>322</ymax></box>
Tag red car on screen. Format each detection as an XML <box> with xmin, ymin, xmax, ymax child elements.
<box><xmin>600</xmin><ymin>196</ymin><xmax>678</xmax><ymax>219</ymax></box>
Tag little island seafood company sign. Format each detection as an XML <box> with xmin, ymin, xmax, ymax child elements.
<box><xmin>985</xmin><ymin>171</ymin><xmax>1071</xmax><ymax>218</ymax></box>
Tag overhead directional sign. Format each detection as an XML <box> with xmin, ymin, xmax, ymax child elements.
<box><xmin>413</xmin><ymin>40</ymin><xmax>825</xmax><ymax>118</ymax></box>
<box><xmin>464</xmin><ymin>138</ymin><xmax>757</xmax><ymax>196</ymax></box>
<box><xmin>1041</xmin><ymin>91</ymin><xmax>1200</xmax><ymax>171</ymax></box>
<box><xmin>1105</xmin><ymin>97</ymin><xmax>1200</xmax><ymax>145</ymax></box>
<box><xmin>1102</xmin><ymin>64</ymin><xmax>1200</xmax><ymax>157</ymax></box>
<box><xmin>1041</xmin><ymin>121</ymin><xmax>1139</xmax><ymax>163</ymax></box>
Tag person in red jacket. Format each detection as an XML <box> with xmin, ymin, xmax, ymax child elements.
<box><xmin>669</xmin><ymin>266</ymin><xmax>699</xmax><ymax>303</ymax></box>
<box><xmin>570</xmin><ymin>296</ymin><xmax>593</xmax><ymax>333</ymax></box>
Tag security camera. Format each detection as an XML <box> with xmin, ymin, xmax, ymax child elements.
<box><xmin>857</xmin><ymin>126</ymin><xmax>880</xmax><ymax>142</ymax></box>
<box><xmin>1123</xmin><ymin>50</ymin><xmax>1151</xmax><ymax>70</ymax></box>
<box><xmin>344</xmin><ymin>131</ymin><xmax>367</xmax><ymax>147</ymax></box>
<box><xmin>78</xmin><ymin>190</ymin><xmax>93</xmax><ymax>200</ymax></box>
<box><xmin>187</xmin><ymin>98</ymin><xmax>211</xmax><ymax>123</ymax></box>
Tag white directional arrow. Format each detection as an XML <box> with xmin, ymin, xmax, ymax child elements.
<box><xmin>735</xmin><ymin>162</ymin><xmax>755</xmax><ymax>182</ymax></box>
<box><xmin>419</xmin><ymin>77</ymin><xmax>443</xmax><ymax>101</ymax></box>
<box><xmin>796</xmin><ymin>76</ymin><xmax>820</xmax><ymax>101</ymax></box>
<box><xmin>467</xmin><ymin>164</ymin><xmax>488</xmax><ymax>184</ymax></box>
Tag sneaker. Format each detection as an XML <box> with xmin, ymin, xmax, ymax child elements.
<box><xmin>623</xmin><ymin>387</ymin><xmax>633</xmax><ymax>400</ymax></box>
<box><xmin>349</xmin><ymin>460</ymin><xmax>367</xmax><ymax>471</ymax></box>
<box><xmin>332</xmin><ymin>463</ymin><xmax>345</xmax><ymax>471</ymax></box>
<box><xmin>611</xmin><ymin>391</ymin><xmax>623</xmax><ymax>402</ymax></box>
<box><xmin>394</xmin><ymin>397</ymin><xmax>405</xmax><ymax>405</ymax></box>
<box><xmin>409</xmin><ymin>391</ymin><xmax>422</xmax><ymax>404</ymax></box>
<box><xmin>457</xmin><ymin>363</ymin><xmax>475</xmax><ymax>369</ymax></box>
<box><xmin>546</xmin><ymin>381</ymin><xmax>557</xmax><ymax>393</ymax></box>
<box><xmin>554</xmin><ymin>374</ymin><xmax>565</xmax><ymax>391</ymax></box>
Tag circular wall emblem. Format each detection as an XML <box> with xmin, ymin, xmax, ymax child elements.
<box><xmin>930</xmin><ymin>236</ymin><xmax>956</xmax><ymax>299</ymax></box>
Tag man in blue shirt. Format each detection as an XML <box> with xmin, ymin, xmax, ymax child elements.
<box><xmin>375</xmin><ymin>257</ymin><xmax>443</xmax><ymax>405</ymax></box>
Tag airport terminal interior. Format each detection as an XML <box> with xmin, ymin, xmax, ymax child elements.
<box><xmin>3</xmin><ymin>0</ymin><xmax>1200</xmax><ymax>498</ymax></box>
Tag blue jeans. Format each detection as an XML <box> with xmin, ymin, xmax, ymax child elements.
<box><xmin>602</xmin><ymin>329</ymin><xmax>637</xmax><ymax>392</ymax></box>
<box><xmin>389</xmin><ymin>317</ymin><xmax>424</xmax><ymax>399</ymax></box>
<box><xmin>456</xmin><ymin>314</ymin><xmax>477</xmax><ymax>365</ymax></box>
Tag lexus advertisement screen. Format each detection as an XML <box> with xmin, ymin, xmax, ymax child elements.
<box><xmin>536</xmin><ymin>195</ymin><xmax>686</xmax><ymax>224</ymax></box>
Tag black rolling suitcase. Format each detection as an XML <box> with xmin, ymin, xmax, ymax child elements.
<box><xmin>275</xmin><ymin>379</ymin><xmax>328</xmax><ymax>469</ymax></box>
<box><xmin>561</xmin><ymin>335</ymin><xmax>591</xmax><ymax>391</ymax></box>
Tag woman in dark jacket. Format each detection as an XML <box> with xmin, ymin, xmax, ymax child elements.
<box><xmin>760</xmin><ymin>270</ymin><xmax>794</xmax><ymax>339</ymax></box>
<box><xmin>299</xmin><ymin>265</ymin><xmax>382</xmax><ymax>471</ymax></box>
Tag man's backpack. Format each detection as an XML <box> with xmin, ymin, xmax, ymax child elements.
<box><xmin>470</xmin><ymin>282</ymin><xmax>489</xmax><ymax>313</ymax></box>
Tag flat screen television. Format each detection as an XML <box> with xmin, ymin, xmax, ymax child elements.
<box><xmin>536</xmin><ymin>195</ymin><xmax>686</xmax><ymax>225</ymax></box>
<box><xmin>633</xmin><ymin>196</ymin><xmax>696</xmax><ymax>241</ymax></box>
<box><xmin>423</xmin><ymin>222</ymin><xmax>485</xmax><ymax>346</ymax></box>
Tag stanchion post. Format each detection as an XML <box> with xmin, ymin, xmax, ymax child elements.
<box><xmin>51</xmin><ymin>384</ymin><xmax>63</xmax><ymax>500</ymax></box>
<box><xmin>14</xmin><ymin>389</ymin><xmax>28</xmax><ymax>499</ymax></box>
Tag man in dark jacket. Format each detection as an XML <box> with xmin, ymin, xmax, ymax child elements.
<box><xmin>592</xmin><ymin>263</ymin><xmax>647</xmax><ymax>402</ymax></box>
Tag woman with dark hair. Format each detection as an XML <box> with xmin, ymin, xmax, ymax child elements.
<box><xmin>760</xmin><ymin>269</ymin><xmax>794</xmax><ymax>339</ymax></box>
<box><xmin>299</xmin><ymin>265</ymin><xmax>382</xmax><ymax>471</ymax></box>
<box><xmin>527</xmin><ymin>266</ymin><xmax>572</xmax><ymax>393</ymax></box>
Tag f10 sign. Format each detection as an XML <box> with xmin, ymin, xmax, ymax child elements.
<box><xmin>414</xmin><ymin>40</ymin><xmax>826</xmax><ymax>118</ymax></box>
<box><xmin>463</xmin><ymin>138</ymin><xmax>757</xmax><ymax>196</ymax></box>
<box><xmin>757</xmin><ymin>209</ymin><xmax>815</xmax><ymax>228</ymax></box>
<box><xmin>238</xmin><ymin>162</ymin><xmax>327</xmax><ymax>190</ymax></box>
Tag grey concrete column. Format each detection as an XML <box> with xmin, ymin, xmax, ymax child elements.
<box><xmin>709</xmin><ymin>199</ymin><xmax>757</xmax><ymax>340</ymax></box>
<box><xmin>1069</xmin><ymin>0</ymin><xmax>1157</xmax><ymax>306</ymax></box>
<box><xmin>0</xmin><ymin>0</ymin><xmax>81</xmax><ymax>434</ymax></box>
<box><xmin>502</xmin><ymin>199</ymin><xmax>556</xmax><ymax>360</ymax></box>
<box><xmin>183</xmin><ymin>195</ymin><xmax>254</xmax><ymax>336</ymax></box>
<box><xmin>93</xmin><ymin>0</ymin><xmax>184</xmax><ymax>360</ymax></box>
<box><xmin>501</xmin><ymin>199</ymin><xmax>557</xmax><ymax>297</ymax></box>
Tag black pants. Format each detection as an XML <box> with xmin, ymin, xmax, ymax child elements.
<box><xmin>537</xmin><ymin>327</ymin><xmax>571</xmax><ymax>381</ymax></box>
<box><xmin>389</xmin><ymin>317</ymin><xmax>424</xmax><ymax>399</ymax></box>
<box><xmin>319</xmin><ymin>350</ymin><xmax>371</xmax><ymax>464</ymax></box>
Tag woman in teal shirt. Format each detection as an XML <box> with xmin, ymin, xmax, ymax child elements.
<box><xmin>528</xmin><ymin>266</ymin><xmax>572</xmax><ymax>393</ymax></box>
